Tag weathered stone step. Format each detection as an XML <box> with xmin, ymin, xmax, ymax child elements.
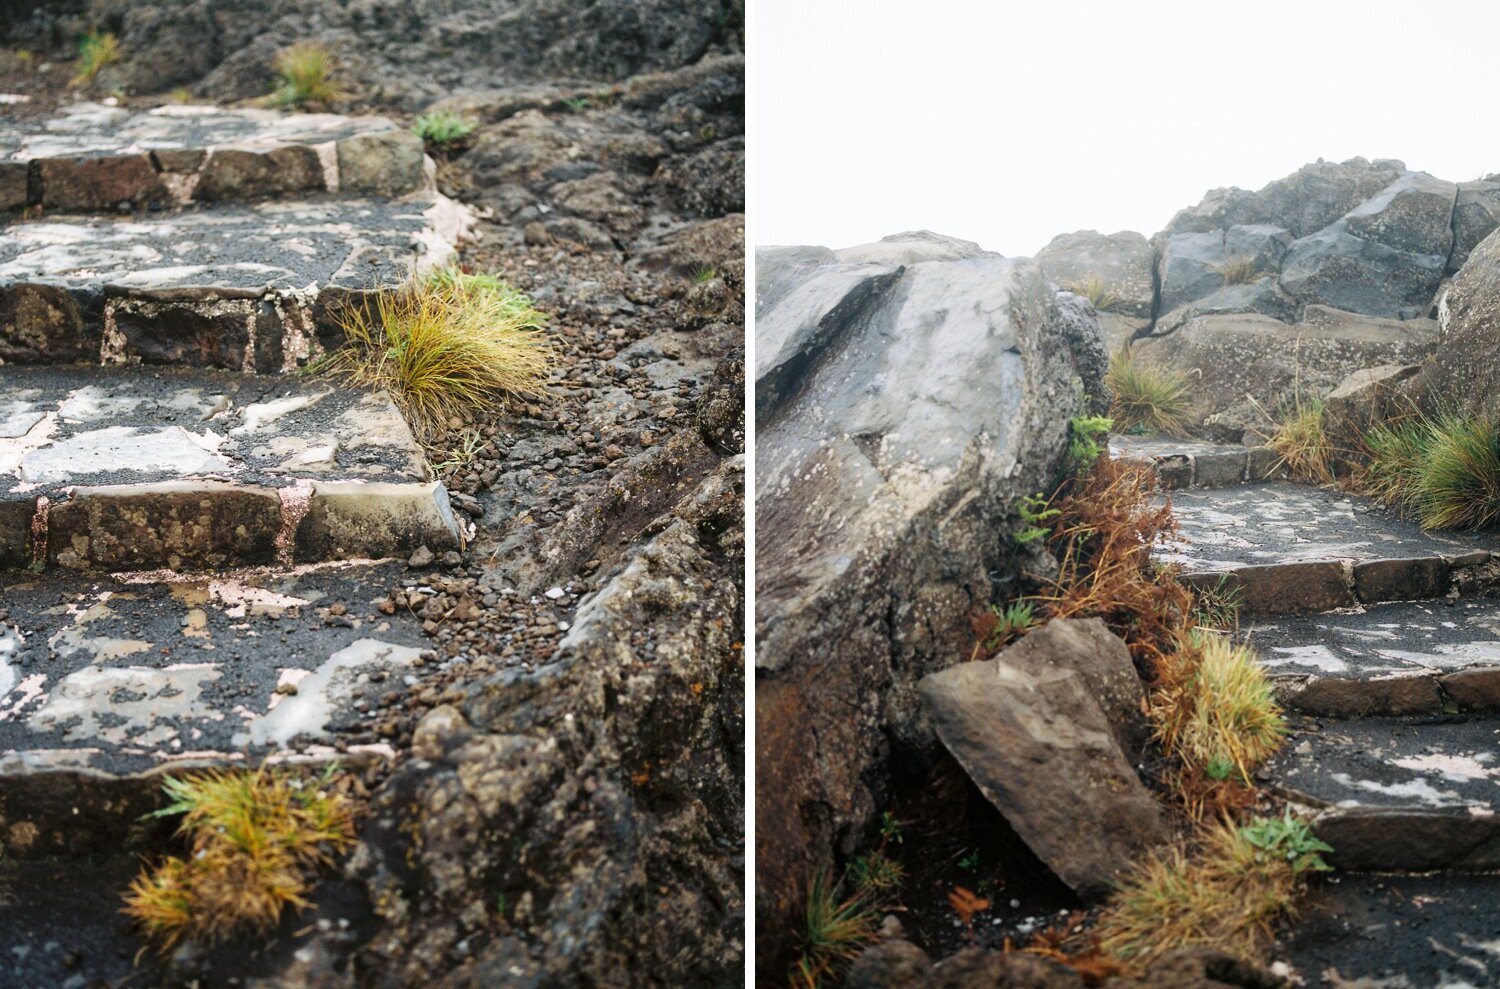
<box><xmin>0</xmin><ymin>192</ymin><xmax>471</xmax><ymax>368</ymax></box>
<box><xmin>1161</xmin><ymin>482</ymin><xmax>1499</xmax><ymax>614</ymax></box>
<box><xmin>1249</xmin><ymin>598</ymin><xmax>1500</xmax><ymax>717</ymax></box>
<box><xmin>1276</xmin><ymin>872</ymin><xmax>1500</xmax><ymax>987</ymax></box>
<box><xmin>0</xmin><ymin>560</ymin><xmax>428</xmax><ymax>856</ymax></box>
<box><xmin>1265</xmin><ymin>716</ymin><xmax>1500</xmax><ymax>873</ymax></box>
<box><xmin>1110</xmin><ymin>435</ymin><xmax>1285</xmax><ymax>489</ymax></box>
<box><xmin>1</xmin><ymin>365</ymin><xmax>461</xmax><ymax>571</ymax></box>
<box><xmin>2</xmin><ymin>101</ymin><xmax>428</xmax><ymax>213</ymax></box>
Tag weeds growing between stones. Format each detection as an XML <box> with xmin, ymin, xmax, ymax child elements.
<box><xmin>413</xmin><ymin>110</ymin><xmax>478</xmax><ymax>152</ymax></box>
<box><xmin>70</xmin><ymin>31</ymin><xmax>119</xmax><ymax>85</ymax></box>
<box><xmin>1268</xmin><ymin>397</ymin><xmax>1335</xmax><ymax>484</ymax></box>
<box><xmin>791</xmin><ymin>872</ymin><xmax>881</xmax><ymax>989</ymax></box>
<box><xmin>1357</xmin><ymin>412</ymin><xmax>1500</xmax><ymax>530</ymax></box>
<box><xmin>1105</xmin><ymin>349</ymin><xmax>1194</xmax><ymax>436</ymax></box>
<box><xmin>269</xmin><ymin>42</ymin><xmax>341</xmax><ymax>108</ymax></box>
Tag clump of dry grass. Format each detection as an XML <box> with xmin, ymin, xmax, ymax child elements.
<box><xmin>790</xmin><ymin>872</ymin><xmax>880</xmax><ymax>989</ymax></box>
<box><xmin>269</xmin><ymin>41</ymin><xmax>341</xmax><ymax>108</ymax></box>
<box><xmin>1097</xmin><ymin>813</ymin><xmax>1330</xmax><ymax>971</ymax></box>
<box><xmin>1106</xmin><ymin>349</ymin><xmax>1195</xmax><ymax>436</ymax></box>
<box><xmin>1213</xmin><ymin>256</ymin><xmax>1262</xmax><ymax>285</ymax></box>
<box><xmin>1153</xmin><ymin>632</ymin><xmax>1286</xmax><ymax>783</ymax></box>
<box><xmin>324</xmin><ymin>270</ymin><xmax>553</xmax><ymax>440</ymax></box>
<box><xmin>1066</xmin><ymin>276</ymin><xmax>1118</xmax><ymax>311</ymax></box>
<box><xmin>1268</xmin><ymin>398</ymin><xmax>1334</xmax><ymax>484</ymax></box>
<box><xmin>123</xmin><ymin>767</ymin><xmax>355</xmax><ymax>951</ymax></box>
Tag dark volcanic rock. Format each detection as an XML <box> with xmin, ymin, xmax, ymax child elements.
<box><xmin>1162</xmin><ymin>157</ymin><xmax>1406</xmax><ymax>240</ymax></box>
<box><xmin>754</xmin><ymin>231</ymin><xmax>1104</xmax><ymax>971</ymax></box>
<box><xmin>194</xmin><ymin>146</ymin><xmax>326</xmax><ymax>201</ymax></box>
<box><xmin>0</xmin><ymin>283</ymin><xmax>89</xmax><ymax>364</ymax></box>
<box><xmin>1413</xmin><ymin>225</ymin><xmax>1500</xmax><ymax>419</ymax></box>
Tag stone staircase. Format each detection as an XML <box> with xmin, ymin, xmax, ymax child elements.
<box><xmin>1125</xmin><ymin>436</ymin><xmax>1500</xmax><ymax>984</ymax></box>
<box><xmin>0</xmin><ymin>102</ymin><xmax>468</xmax><ymax>851</ymax></box>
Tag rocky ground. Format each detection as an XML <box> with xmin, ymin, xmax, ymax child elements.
<box><xmin>0</xmin><ymin>4</ymin><xmax>744</xmax><ymax>987</ymax></box>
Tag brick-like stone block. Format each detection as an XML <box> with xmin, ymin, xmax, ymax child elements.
<box><xmin>47</xmin><ymin>482</ymin><xmax>282</xmax><ymax>570</ymax></box>
<box><xmin>37</xmin><ymin>154</ymin><xmax>170</xmax><ymax>211</ymax></box>
<box><xmin>0</xmin><ymin>284</ymin><xmax>89</xmax><ymax>364</ymax></box>
<box><xmin>1246</xmin><ymin>446</ymin><xmax>1286</xmax><ymax>482</ymax></box>
<box><xmin>0</xmin><ymin>497</ymin><xmax>35</xmax><ymax>569</ymax></box>
<box><xmin>1286</xmin><ymin>673</ymin><xmax>1444</xmax><ymax>718</ymax></box>
<box><xmin>1154</xmin><ymin>455</ymin><xmax>1192</xmax><ymax>489</ymax></box>
<box><xmin>151</xmin><ymin>148</ymin><xmax>208</xmax><ymax>174</ymax></box>
<box><xmin>0</xmin><ymin>161</ymin><xmax>29</xmax><ymax>211</ymax></box>
<box><xmin>295</xmin><ymin>481</ymin><xmax>461</xmax><ymax>562</ymax></box>
<box><xmin>1192</xmin><ymin>450</ymin><xmax>1248</xmax><ymax>488</ymax></box>
<box><xmin>1439</xmin><ymin>668</ymin><xmax>1500</xmax><ymax>712</ymax></box>
<box><xmin>336</xmin><ymin>131</ymin><xmax>426</xmax><ymax>197</ymax></box>
<box><xmin>195</xmin><ymin>146</ymin><xmax>326</xmax><ymax>201</ymax></box>
<box><xmin>1235</xmin><ymin>560</ymin><xmax>1353</xmax><ymax>614</ymax></box>
<box><xmin>107</xmin><ymin>298</ymin><xmax>254</xmax><ymax>370</ymax></box>
<box><xmin>1353</xmin><ymin>556</ymin><xmax>1451</xmax><ymax>604</ymax></box>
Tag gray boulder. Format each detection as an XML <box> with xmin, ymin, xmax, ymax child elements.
<box><xmin>754</xmin><ymin>231</ymin><xmax>1104</xmax><ymax>965</ymax></box>
<box><xmin>1451</xmin><ymin>180</ymin><xmax>1500</xmax><ymax>270</ymax></box>
<box><xmin>1413</xmin><ymin>226</ymin><xmax>1500</xmax><ymax>420</ymax></box>
<box><xmin>1157</xmin><ymin>225</ymin><xmax>1291</xmax><ymax>318</ymax></box>
<box><xmin>1155</xmin><ymin>278</ymin><xmax>1298</xmax><ymax>335</ymax></box>
<box><xmin>1158</xmin><ymin>230</ymin><xmax>1230</xmax><ymax>314</ymax></box>
<box><xmin>1036</xmin><ymin>229</ymin><xmax>1155</xmax><ymax>318</ymax></box>
<box><xmin>1162</xmin><ymin>157</ymin><xmax>1406</xmax><ymax>239</ymax></box>
<box><xmin>918</xmin><ymin>619</ymin><xmax>1166</xmax><ymax>898</ymax></box>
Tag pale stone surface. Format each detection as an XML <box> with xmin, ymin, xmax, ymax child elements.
<box><xmin>243</xmin><ymin>638</ymin><xmax>423</xmax><ymax>748</ymax></box>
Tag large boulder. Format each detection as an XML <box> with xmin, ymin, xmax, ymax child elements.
<box><xmin>754</xmin><ymin>231</ymin><xmax>1103</xmax><ymax>972</ymax></box>
<box><xmin>1413</xmin><ymin>225</ymin><xmax>1500</xmax><ymax>420</ymax></box>
<box><xmin>919</xmin><ymin>619</ymin><xmax>1167</xmax><ymax>898</ymax></box>
<box><xmin>1133</xmin><ymin>307</ymin><xmax>1437</xmax><ymax>438</ymax></box>
<box><xmin>1036</xmin><ymin>229</ymin><xmax>1155</xmax><ymax>318</ymax></box>
<box><xmin>1450</xmin><ymin>179</ymin><xmax>1500</xmax><ymax>270</ymax></box>
<box><xmin>1161</xmin><ymin>157</ymin><xmax>1406</xmax><ymax>240</ymax></box>
<box><xmin>1157</xmin><ymin>225</ymin><xmax>1292</xmax><ymax>317</ymax></box>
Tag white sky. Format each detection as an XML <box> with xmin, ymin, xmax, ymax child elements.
<box><xmin>750</xmin><ymin>0</ymin><xmax>1500</xmax><ymax>257</ymax></box>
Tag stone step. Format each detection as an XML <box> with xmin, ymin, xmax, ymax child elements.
<box><xmin>1110</xmin><ymin>435</ymin><xmax>1285</xmax><ymax>489</ymax></box>
<box><xmin>0</xmin><ymin>560</ymin><xmax>429</xmax><ymax>856</ymax></box>
<box><xmin>0</xmin><ymin>192</ymin><xmax>471</xmax><ymax>368</ymax></box>
<box><xmin>1248</xmin><ymin>598</ymin><xmax>1500</xmax><ymax>717</ymax></box>
<box><xmin>1161</xmin><ymin>482</ymin><xmax>1500</xmax><ymax>614</ymax></box>
<box><xmin>1</xmin><ymin>365</ymin><xmax>462</xmax><ymax>572</ymax></box>
<box><xmin>3</xmin><ymin>101</ymin><xmax>428</xmax><ymax>213</ymax></box>
<box><xmin>1276</xmin><ymin>872</ymin><xmax>1500</xmax><ymax>987</ymax></box>
<box><xmin>1264</xmin><ymin>716</ymin><xmax>1500</xmax><ymax>873</ymax></box>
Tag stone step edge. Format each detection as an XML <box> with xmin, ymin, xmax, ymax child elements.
<box><xmin>1117</xmin><ymin>444</ymin><xmax>1286</xmax><ymax>490</ymax></box>
<box><xmin>1</xmin><ymin>130</ymin><xmax>430</xmax><ymax>213</ymax></box>
<box><xmin>1289</xmin><ymin>805</ymin><xmax>1500</xmax><ymax>874</ymax></box>
<box><xmin>1176</xmin><ymin>551</ymin><xmax>1497</xmax><ymax>615</ymax></box>
<box><xmin>1270</xmin><ymin>665</ymin><xmax>1500</xmax><ymax>719</ymax></box>
<box><xmin>0</xmin><ymin>745</ymin><xmax>394</xmax><ymax>859</ymax></box>
<box><xmin>0</xmin><ymin>479</ymin><xmax>462</xmax><ymax>572</ymax></box>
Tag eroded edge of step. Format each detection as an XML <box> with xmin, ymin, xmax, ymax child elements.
<box><xmin>1</xmin><ymin>479</ymin><xmax>462</xmax><ymax>572</ymax></box>
<box><xmin>1178</xmin><ymin>550</ymin><xmax>1500</xmax><ymax>616</ymax></box>
<box><xmin>1115</xmin><ymin>443</ymin><xmax>1286</xmax><ymax>490</ymax></box>
<box><xmin>1305</xmin><ymin>807</ymin><xmax>1500</xmax><ymax>873</ymax></box>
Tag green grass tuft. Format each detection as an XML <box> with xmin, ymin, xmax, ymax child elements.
<box><xmin>1106</xmin><ymin>349</ymin><xmax>1194</xmax><ymax>436</ymax></box>
<box><xmin>71</xmin><ymin>31</ymin><xmax>119</xmax><ymax>84</ymax></box>
<box><xmin>413</xmin><ymin>110</ymin><xmax>477</xmax><ymax>150</ymax></box>
<box><xmin>791</xmin><ymin>873</ymin><xmax>879</xmax><ymax>989</ymax></box>
<box><xmin>1356</xmin><ymin>413</ymin><xmax>1500</xmax><ymax>530</ymax></box>
<box><xmin>269</xmin><ymin>42</ymin><xmax>339</xmax><ymax>108</ymax></box>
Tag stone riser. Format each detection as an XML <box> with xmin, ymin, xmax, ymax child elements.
<box><xmin>1309</xmin><ymin>809</ymin><xmax>1500</xmax><ymax>873</ymax></box>
<box><xmin>1</xmin><ymin>132</ymin><xmax>428</xmax><ymax>213</ymax></box>
<box><xmin>1178</xmin><ymin>551</ymin><xmax>1497</xmax><ymax>615</ymax></box>
<box><xmin>1</xmin><ymin>480</ymin><xmax>461</xmax><ymax>572</ymax></box>
<box><xmin>1122</xmin><ymin>445</ymin><xmax>1287</xmax><ymax>489</ymax></box>
<box><xmin>1</xmin><ymin>281</ymin><xmax>375</xmax><ymax>372</ymax></box>
<box><xmin>1274</xmin><ymin>665</ymin><xmax>1500</xmax><ymax>718</ymax></box>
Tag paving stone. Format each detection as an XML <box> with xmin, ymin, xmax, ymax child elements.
<box><xmin>1191</xmin><ymin>449</ymin><xmax>1247</xmax><ymax>487</ymax></box>
<box><xmin>295</xmin><ymin>481</ymin><xmax>462</xmax><ymax>562</ymax></box>
<box><xmin>36</xmin><ymin>154</ymin><xmax>171</xmax><ymax>212</ymax></box>
<box><xmin>1235</xmin><ymin>560</ymin><xmax>1353</xmax><ymax>614</ymax></box>
<box><xmin>1353</xmin><ymin>556</ymin><xmax>1450</xmax><ymax>603</ymax></box>
<box><xmin>1109</xmin><ymin>436</ymin><xmax>1279</xmax><ymax>490</ymax></box>
<box><xmin>0</xmin><ymin>283</ymin><xmax>91</xmax><ymax>364</ymax></box>
<box><xmin>1437</xmin><ymin>667</ymin><xmax>1500</xmax><ymax>712</ymax></box>
<box><xmin>335</xmin><ymin>131</ymin><xmax>428</xmax><ymax>198</ymax></box>
<box><xmin>1284</xmin><ymin>673</ymin><xmax>1444</xmax><ymax>718</ymax></box>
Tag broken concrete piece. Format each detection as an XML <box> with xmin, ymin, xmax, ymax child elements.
<box><xmin>918</xmin><ymin>618</ymin><xmax>1167</xmax><ymax>898</ymax></box>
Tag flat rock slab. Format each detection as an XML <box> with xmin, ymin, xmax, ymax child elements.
<box><xmin>2</xmin><ymin>102</ymin><xmax>427</xmax><ymax>209</ymax></box>
<box><xmin>0</xmin><ymin>562</ymin><xmax>427</xmax><ymax>855</ymax></box>
<box><xmin>1277</xmin><ymin>873</ymin><xmax>1500</xmax><ymax>988</ymax></box>
<box><xmin>1110</xmin><ymin>436</ymin><xmax>1284</xmax><ymax>489</ymax></box>
<box><xmin>1268</xmin><ymin>716</ymin><xmax>1500</xmax><ymax>871</ymax></box>
<box><xmin>1251</xmin><ymin>598</ymin><xmax>1500</xmax><ymax>716</ymax></box>
<box><xmin>0</xmin><ymin>366</ymin><xmax>461</xmax><ymax>570</ymax></box>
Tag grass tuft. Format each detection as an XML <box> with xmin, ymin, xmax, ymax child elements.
<box><xmin>1106</xmin><ymin>349</ymin><xmax>1194</xmax><ymax>436</ymax></box>
<box><xmin>1357</xmin><ymin>416</ymin><xmax>1431</xmax><ymax>513</ymax></box>
<box><xmin>1154</xmin><ymin>633</ymin><xmax>1286</xmax><ymax>783</ymax></box>
<box><xmin>322</xmin><ymin>270</ymin><xmax>553</xmax><ymax>441</ymax></box>
<box><xmin>1066</xmin><ymin>276</ymin><xmax>1118</xmax><ymax>311</ymax></box>
<box><xmin>123</xmin><ymin>767</ymin><xmax>354</xmax><ymax>951</ymax></box>
<box><xmin>1213</xmin><ymin>256</ymin><xmax>1262</xmax><ymax>285</ymax></box>
<box><xmin>791</xmin><ymin>873</ymin><xmax>879</xmax><ymax>989</ymax></box>
<box><xmin>1097</xmin><ymin>813</ymin><xmax>1328</xmax><ymax>970</ymax></box>
<box><xmin>413</xmin><ymin>110</ymin><xmax>477</xmax><ymax>150</ymax></box>
<box><xmin>1355</xmin><ymin>413</ymin><xmax>1500</xmax><ymax>530</ymax></box>
<box><xmin>1189</xmin><ymin>577</ymin><xmax>1241</xmax><ymax>633</ymax></box>
<box><xmin>71</xmin><ymin>31</ymin><xmax>119</xmax><ymax>84</ymax></box>
<box><xmin>1268</xmin><ymin>398</ymin><xmax>1334</xmax><ymax>484</ymax></box>
<box><xmin>269</xmin><ymin>42</ymin><xmax>340</xmax><ymax>108</ymax></box>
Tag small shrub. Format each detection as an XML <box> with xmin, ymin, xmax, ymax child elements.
<box><xmin>323</xmin><ymin>270</ymin><xmax>552</xmax><ymax>440</ymax></box>
<box><xmin>1155</xmin><ymin>633</ymin><xmax>1286</xmax><ymax>782</ymax></box>
<box><xmin>71</xmin><ymin>31</ymin><xmax>119</xmax><ymax>84</ymax></box>
<box><xmin>791</xmin><ymin>873</ymin><xmax>879</xmax><ymax>989</ymax></box>
<box><xmin>1213</xmin><ymin>256</ymin><xmax>1262</xmax><ymax>285</ymax></box>
<box><xmin>123</xmin><ymin>768</ymin><xmax>354</xmax><ymax>950</ymax></box>
<box><xmin>1067</xmin><ymin>276</ymin><xmax>1118</xmax><ymax>311</ymax></box>
<box><xmin>1268</xmin><ymin>398</ymin><xmax>1333</xmax><ymax>484</ymax></box>
<box><xmin>1106</xmin><ymin>350</ymin><xmax>1194</xmax><ymax>436</ymax></box>
<box><xmin>1097</xmin><ymin>815</ymin><xmax>1324</xmax><ymax>970</ymax></box>
<box><xmin>1068</xmin><ymin>414</ymin><xmax>1113</xmax><ymax>470</ymax></box>
<box><xmin>413</xmin><ymin>110</ymin><xmax>477</xmax><ymax>150</ymax></box>
<box><xmin>269</xmin><ymin>42</ymin><xmax>339</xmax><ymax>108</ymax></box>
<box><xmin>1357</xmin><ymin>416</ymin><xmax>1431</xmax><ymax>513</ymax></box>
<box><xmin>1414</xmin><ymin>414</ymin><xmax>1500</xmax><ymax>530</ymax></box>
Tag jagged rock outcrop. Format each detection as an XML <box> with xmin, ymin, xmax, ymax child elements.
<box><xmin>1036</xmin><ymin>230</ymin><xmax>1155</xmax><ymax>353</ymax></box>
<box><xmin>1412</xmin><ymin>224</ymin><xmax>1500</xmax><ymax>420</ymax></box>
<box><xmin>754</xmin><ymin>231</ymin><xmax>1105</xmax><ymax>973</ymax></box>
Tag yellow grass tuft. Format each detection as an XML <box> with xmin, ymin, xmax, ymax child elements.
<box><xmin>1154</xmin><ymin>633</ymin><xmax>1286</xmax><ymax>783</ymax></box>
<box><xmin>324</xmin><ymin>270</ymin><xmax>553</xmax><ymax>440</ymax></box>
<box><xmin>270</xmin><ymin>42</ymin><xmax>340</xmax><ymax>107</ymax></box>
<box><xmin>71</xmin><ymin>31</ymin><xmax>119</xmax><ymax>85</ymax></box>
<box><xmin>1106</xmin><ymin>349</ymin><xmax>1194</xmax><ymax>436</ymax></box>
<box><xmin>1213</xmin><ymin>256</ymin><xmax>1262</xmax><ymax>285</ymax></box>
<box><xmin>123</xmin><ymin>767</ymin><xmax>355</xmax><ymax>951</ymax></box>
<box><xmin>1268</xmin><ymin>399</ymin><xmax>1334</xmax><ymax>484</ymax></box>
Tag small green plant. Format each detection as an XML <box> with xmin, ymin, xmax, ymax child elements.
<box><xmin>981</xmin><ymin>601</ymin><xmax>1038</xmax><ymax>654</ymax></box>
<box><xmin>791</xmin><ymin>873</ymin><xmax>879</xmax><ymax>989</ymax></box>
<box><xmin>429</xmin><ymin>429</ymin><xmax>485</xmax><ymax>474</ymax></box>
<box><xmin>169</xmin><ymin>86</ymin><xmax>193</xmax><ymax>103</ymax></box>
<box><xmin>71</xmin><ymin>31</ymin><xmax>119</xmax><ymax>85</ymax></box>
<box><xmin>878</xmin><ymin>811</ymin><xmax>903</xmax><ymax>846</ymax></box>
<box><xmin>124</xmin><ymin>767</ymin><xmax>354</xmax><ymax>950</ymax></box>
<box><xmin>1067</xmin><ymin>275</ymin><xmax>1118</xmax><ymax>311</ymax></box>
<box><xmin>1068</xmin><ymin>414</ymin><xmax>1114</xmax><ymax>470</ymax></box>
<box><xmin>1213</xmin><ymin>256</ymin><xmax>1263</xmax><ymax>285</ymax></box>
<box><xmin>1358</xmin><ymin>416</ymin><xmax>1431</xmax><ymax>513</ymax></box>
<box><xmin>1106</xmin><ymin>350</ymin><xmax>1194</xmax><ymax>436</ymax></box>
<box><xmin>269</xmin><ymin>41</ymin><xmax>339</xmax><ymax>108</ymax></box>
<box><xmin>1356</xmin><ymin>413</ymin><xmax>1500</xmax><ymax>530</ymax></box>
<box><xmin>562</xmin><ymin>95</ymin><xmax>590</xmax><ymax>113</ymax></box>
<box><xmin>692</xmin><ymin>264</ymin><xmax>719</xmax><ymax>284</ymax></box>
<box><xmin>847</xmin><ymin>851</ymin><xmax>904</xmax><ymax>896</ymax></box>
<box><xmin>1189</xmin><ymin>577</ymin><xmax>1241</xmax><ymax>633</ymax></box>
<box><xmin>1016</xmin><ymin>493</ymin><xmax>1060</xmax><ymax>544</ymax></box>
<box><xmin>1268</xmin><ymin>398</ymin><xmax>1333</xmax><ymax>484</ymax></box>
<box><xmin>1203</xmin><ymin>756</ymin><xmax>1235</xmax><ymax>782</ymax></box>
<box><xmin>957</xmin><ymin>849</ymin><xmax>980</xmax><ymax>872</ymax></box>
<box><xmin>1239</xmin><ymin>810</ymin><xmax>1333</xmax><ymax>877</ymax></box>
<box><xmin>13</xmin><ymin>49</ymin><xmax>35</xmax><ymax>65</ymax></box>
<box><xmin>412</xmin><ymin>110</ymin><xmax>477</xmax><ymax>150</ymax></box>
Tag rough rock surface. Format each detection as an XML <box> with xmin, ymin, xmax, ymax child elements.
<box><xmin>754</xmin><ymin>231</ymin><xmax>1105</xmax><ymax>972</ymax></box>
<box><xmin>1413</xmin><ymin>224</ymin><xmax>1500</xmax><ymax>420</ymax></box>
<box><xmin>1036</xmin><ymin>229</ymin><xmax>1155</xmax><ymax>318</ymax></box>
<box><xmin>919</xmin><ymin>619</ymin><xmax>1167</xmax><ymax>897</ymax></box>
